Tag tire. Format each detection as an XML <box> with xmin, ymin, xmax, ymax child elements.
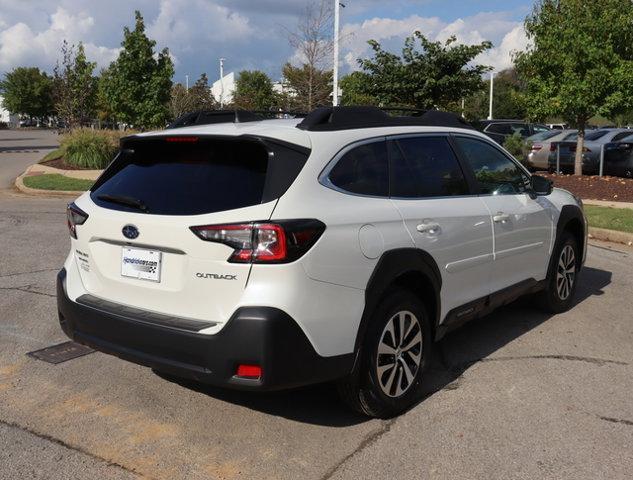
<box><xmin>537</xmin><ymin>232</ymin><xmax>580</xmax><ymax>313</ymax></box>
<box><xmin>338</xmin><ymin>289</ymin><xmax>432</xmax><ymax>418</ymax></box>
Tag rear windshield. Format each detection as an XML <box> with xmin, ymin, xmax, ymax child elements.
<box><xmin>91</xmin><ymin>136</ymin><xmax>309</xmax><ymax>215</ymax></box>
<box><xmin>529</xmin><ymin>130</ymin><xmax>559</xmax><ymax>142</ymax></box>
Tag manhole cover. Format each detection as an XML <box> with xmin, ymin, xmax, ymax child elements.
<box><xmin>27</xmin><ymin>341</ymin><xmax>94</xmax><ymax>364</ymax></box>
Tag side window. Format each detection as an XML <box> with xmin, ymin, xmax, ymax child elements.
<box><xmin>454</xmin><ymin>136</ymin><xmax>530</xmax><ymax>195</ymax></box>
<box><xmin>486</xmin><ymin>123</ymin><xmax>512</xmax><ymax>135</ymax></box>
<box><xmin>327</xmin><ymin>140</ymin><xmax>388</xmax><ymax>196</ymax></box>
<box><xmin>532</xmin><ymin>124</ymin><xmax>550</xmax><ymax>134</ymax></box>
<box><xmin>511</xmin><ymin>123</ymin><xmax>530</xmax><ymax>137</ymax></box>
<box><xmin>389</xmin><ymin>136</ymin><xmax>469</xmax><ymax>198</ymax></box>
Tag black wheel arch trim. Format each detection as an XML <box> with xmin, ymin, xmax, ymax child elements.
<box><xmin>550</xmin><ymin>204</ymin><xmax>586</xmax><ymax>277</ymax></box>
<box><xmin>353</xmin><ymin>248</ymin><xmax>442</xmax><ymax>358</ymax></box>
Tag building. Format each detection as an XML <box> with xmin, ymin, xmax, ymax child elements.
<box><xmin>0</xmin><ymin>95</ymin><xmax>18</xmax><ymax>126</ymax></box>
<box><xmin>211</xmin><ymin>72</ymin><xmax>235</xmax><ymax>106</ymax></box>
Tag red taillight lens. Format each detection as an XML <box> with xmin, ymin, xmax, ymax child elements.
<box><xmin>532</xmin><ymin>143</ymin><xmax>542</xmax><ymax>151</ymax></box>
<box><xmin>190</xmin><ymin>219</ymin><xmax>325</xmax><ymax>264</ymax></box>
<box><xmin>549</xmin><ymin>144</ymin><xmax>557</xmax><ymax>152</ymax></box>
<box><xmin>236</xmin><ymin>364</ymin><xmax>262</xmax><ymax>379</ymax></box>
<box><xmin>66</xmin><ymin>203</ymin><xmax>88</xmax><ymax>239</ymax></box>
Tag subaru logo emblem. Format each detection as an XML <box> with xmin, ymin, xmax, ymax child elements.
<box><xmin>122</xmin><ymin>225</ymin><xmax>139</xmax><ymax>239</ymax></box>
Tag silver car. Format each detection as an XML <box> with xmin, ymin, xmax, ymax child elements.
<box><xmin>526</xmin><ymin>129</ymin><xmax>577</xmax><ymax>170</ymax></box>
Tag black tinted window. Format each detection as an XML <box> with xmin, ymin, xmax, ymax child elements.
<box><xmin>91</xmin><ymin>137</ymin><xmax>307</xmax><ymax>215</ymax></box>
<box><xmin>328</xmin><ymin>141</ymin><xmax>388</xmax><ymax>196</ymax></box>
<box><xmin>486</xmin><ymin>123</ymin><xmax>513</xmax><ymax>135</ymax></box>
<box><xmin>454</xmin><ymin>136</ymin><xmax>529</xmax><ymax>195</ymax></box>
<box><xmin>389</xmin><ymin>137</ymin><xmax>468</xmax><ymax>198</ymax></box>
<box><xmin>585</xmin><ymin>130</ymin><xmax>608</xmax><ymax>141</ymax></box>
<box><xmin>612</xmin><ymin>131</ymin><xmax>632</xmax><ymax>141</ymax></box>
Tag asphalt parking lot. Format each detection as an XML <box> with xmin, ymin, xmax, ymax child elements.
<box><xmin>1</xmin><ymin>131</ymin><xmax>632</xmax><ymax>479</ymax></box>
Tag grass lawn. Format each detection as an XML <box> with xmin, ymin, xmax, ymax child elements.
<box><xmin>39</xmin><ymin>148</ymin><xmax>65</xmax><ymax>162</ymax></box>
<box><xmin>23</xmin><ymin>174</ymin><xmax>94</xmax><ymax>191</ymax></box>
<box><xmin>585</xmin><ymin>205</ymin><xmax>633</xmax><ymax>234</ymax></box>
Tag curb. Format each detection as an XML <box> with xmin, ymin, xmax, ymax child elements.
<box><xmin>15</xmin><ymin>164</ymin><xmax>88</xmax><ymax>197</ymax></box>
<box><xmin>588</xmin><ymin>227</ymin><xmax>633</xmax><ymax>246</ymax></box>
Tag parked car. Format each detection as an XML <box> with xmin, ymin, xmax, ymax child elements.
<box><xmin>474</xmin><ymin>119</ymin><xmax>550</xmax><ymax>144</ymax></box>
<box><xmin>548</xmin><ymin>128</ymin><xmax>632</xmax><ymax>174</ymax></box>
<box><xmin>603</xmin><ymin>134</ymin><xmax>633</xmax><ymax>178</ymax></box>
<box><xmin>57</xmin><ymin>106</ymin><xmax>586</xmax><ymax>418</ymax></box>
<box><xmin>526</xmin><ymin>129</ymin><xmax>577</xmax><ymax>170</ymax></box>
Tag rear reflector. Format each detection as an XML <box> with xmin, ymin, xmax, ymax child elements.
<box><xmin>236</xmin><ymin>364</ymin><xmax>262</xmax><ymax>379</ymax></box>
<box><xmin>190</xmin><ymin>219</ymin><xmax>325</xmax><ymax>264</ymax></box>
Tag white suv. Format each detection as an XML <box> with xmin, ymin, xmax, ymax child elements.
<box><xmin>57</xmin><ymin>107</ymin><xmax>587</xmax><ymax>418</ymax></box>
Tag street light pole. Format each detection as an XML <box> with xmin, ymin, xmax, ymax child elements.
<box><xmin>333</xmin><ymin>0</ymin><xmax>340</xmax><ymax>106</ymax></box>
<box><xmin>488</xmin><ymin>71</ymin><xmax>494</xmax><ymax>120</ymax></box>
<box><xmin>219</xmin><ymin>58</ymin><xmax>225</xmax><ymax>109</ymax></box>
<box><xmin>185</xmin><ymin>75</ymin><xmax>189</xmax><ymax>90</ymax></box>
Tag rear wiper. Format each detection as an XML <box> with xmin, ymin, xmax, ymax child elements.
<box><xmin>97</xmin><ymin>194</ymin><xmax>148</xmax><ymax>212</ymax></box>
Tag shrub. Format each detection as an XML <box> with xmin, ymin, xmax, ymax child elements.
<box><xmin>60</xmin><ymin>128</ymin><xmax>136</xmax><ymax>169</ymax></box>
<box><xmin>503</xmin><ymin>132</ymin><xmax>532</xmax><ymax>167</ymax></box>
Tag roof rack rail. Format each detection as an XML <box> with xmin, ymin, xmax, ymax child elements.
<box><xmin>296</xmin><ymin>106</ymin><xmax>473</xmax><ymax>132</ymax></box>
<box><xmin>166</xmin><ymin>109</ymin><xmax>308</xmax><ymax>129</ymax></box>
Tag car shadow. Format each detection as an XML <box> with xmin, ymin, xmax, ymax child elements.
<box><xmin>155</xmin><ymin>266</ymin><xmax>612</xmax><ymax>427</ymax></box>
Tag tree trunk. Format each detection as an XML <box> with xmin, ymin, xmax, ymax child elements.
<box><xmin>574</xmin><ymin>122</ymin><xmax>585</xmax><ymax>176</ymax></box>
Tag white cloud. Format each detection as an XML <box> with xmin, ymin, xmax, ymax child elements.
<box><xmin>339</xmin><ymin>11</ymin><xmax>527</xmax><ymax>72</ymax></box>
<box><xmin>0</xmin><ymin>7</ymin><xmax>120</xmax><ymax>72</ymax></box>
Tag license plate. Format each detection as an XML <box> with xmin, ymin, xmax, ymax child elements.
<box><xmin>121</xmin><ymin>247</ymin><xmax>162</xmax><ymax>282</ymax></box>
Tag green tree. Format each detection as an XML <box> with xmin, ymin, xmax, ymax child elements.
<box><xmin>282</xmin><ymin>63</ymin><xmax>332</xmax><ymax>111</ymax></box>
<box><xmin>463</xmin><ymin>68</ymin><xmax>527</xmax><ymax>121</ymax></box>
<box><xmin>339</xmin><ymin>71</ymin><xmax>378</xmax><ymax>106</ymax></box>
<box><xmin>188</xmin><ymin>73</ymin><xmax>216</xmax><ymax>111</ymax></box>
<box><xmin>0</xmin><ymin>67</ymin><xmax>54</xmax><ymax>120</ymax></box>
<box><xmin>53</xmin><ymin>41</ymin><xmax>98</xmax><ymax>127</ymax></box>
<box><xmin>356</xmin><ymin>32</ymin><xmax>492</xmax><ymax>110</ymax></box>
<box><xmin>233</xmin><ymin>70</ymin><xmax>278</xmax><ymax>110</ymax></box>
<box><xmin>100</xmin><ymin>11</ymin><xmax>174</xmax><ymax>129</ymax></box>
<box><xmin>515</xmin><ymin>0</ymin><xmax>633</xmax><ymax>175</ymax></box>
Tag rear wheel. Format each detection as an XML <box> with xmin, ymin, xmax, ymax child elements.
<box><xmin>537</xmin><ymin>232</ymin><xmax>579</xmax><ymax>313</ymax></box>
<box><xmin>338</xmin><ymin>290</ymin><xmax>432</xmax><ymax>418</ymax></box>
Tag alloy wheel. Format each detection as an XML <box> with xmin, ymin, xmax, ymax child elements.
<box><xmin>376</xmin><ymin>310</ymin><xmax>423</xmax><ymax>397</ymax></box>
<box><xmin>556</xmin><ymin>245</ymin><xmax>576</xmax><ymax>300</ymax></box>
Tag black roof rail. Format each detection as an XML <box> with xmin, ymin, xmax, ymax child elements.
<box><xmin>166</xmin><ymin>109</ymin><xmax>308</xmax><ymax>129</ymax></box>
<box><xmin>296</xmin><ymin>106</ymin><xmax>473</xmax><ymax>131</ymax></box>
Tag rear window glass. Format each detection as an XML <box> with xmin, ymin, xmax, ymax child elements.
<box><xmin>529</xmin><ymin>130</ymin><xmax>559</xmax><ymax>142</ymax></box>
<box><xmin>328</xmin><ymin>141</ymin><xmax>388</xmax><ymax>196</ymax></box>
<box><xmin>91</xmin><ymin>136</ymin><xmax>308</xmax><ymax>215</ymax></box>
<box><xmin>389</xmin><ymin>137</ymin><xmax>468</xmax><ymax>198</ymax></box>
<box><xmin>585</xmin><ymin>130</ymin><xmax>608</xmax><ymax>141</ymax></box>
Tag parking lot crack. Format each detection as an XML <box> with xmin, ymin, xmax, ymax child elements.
<box><xmin>0</xmin><ymin>418</ymin><xmax>146</xmax><ymax>478</ymax></box>
<box><xmin>0</xmin><ymin>285</ymin><xmax>56</xmax><ymax>298</ymax></box>
<box><xmin>0</xmin><ymin>267</ymin><xmax>59</xmax><ymax>278</ymax></box>
<box><xmin>597</xmin><ymin>415</ymin><xmax>633</xmax><ymax>427</ymax></box>
<box><xmin>319</xmin><ymin>418</ymin><xmax>396</xmax><ymax>480</ymax></box>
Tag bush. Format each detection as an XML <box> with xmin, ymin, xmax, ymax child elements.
<box><xmin>503</xmin><ymin>132</ymin><xmax>532</xmax><ymax>167</ymax></box>
<box><xmin>60</xmin><ymin>128</ymin><xmax>133</xmax><ymax>169</ymax></box>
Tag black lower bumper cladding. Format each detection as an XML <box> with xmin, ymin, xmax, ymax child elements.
<box><xmin>56</xmin><ymin>269</ymin><xmax>353</xmax><ymax>391</ymax></box>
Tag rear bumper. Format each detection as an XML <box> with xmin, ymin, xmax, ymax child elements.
<box><xmin>56</xmin><ymin>269</ymin><xmax>354</xmax><ymax>391</ymax></box>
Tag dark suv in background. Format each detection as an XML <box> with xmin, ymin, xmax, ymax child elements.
<box><xmin>474</xmin><ymin>119</ymin><xmax>550</xmax><ymax>144</ymax></box>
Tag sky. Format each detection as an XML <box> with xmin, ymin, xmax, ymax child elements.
<box><xmin>0</xmin><ymin>0</ymin><xmax>535</xmax><ymax>84</ymax></box>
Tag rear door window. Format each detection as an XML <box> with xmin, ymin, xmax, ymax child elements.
<box><xmin>327</xmin><ymin>140</ymin><xmax>389</xmax><ymax>196</ymax></box>
<box><xmin>486</xmin><ymin>123</ymin><xmax>513</xmax><ymax>135</ymax></box>
<box><xmin>389</xmin><ymin>136</ymin><xmax>469</xmax><ymax>198</ymax></box>
<box><xmin>91</xmin><ymin>136</ymin><xmax>309</xmax><ymax>215</ymax></box>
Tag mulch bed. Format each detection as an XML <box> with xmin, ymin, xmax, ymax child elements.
<box><xmin>541</xmin><ymin>173</ymin><xmax>633</xmax><ymax>202</ymax></box>
<box><xmin>41</xmin><ymin>157</ymin><xmax>91</xmax><ymax>170</ymax></box>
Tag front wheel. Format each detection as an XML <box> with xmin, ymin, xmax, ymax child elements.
<box><xmin>338</xmin><ymin>290</ymin><xmax>432</xmax><ymax>418</ymax></box>
<box><xmin>537</xmin><ymin>232</ymin><xmax>579</xmax><ymax>313</ymax></box>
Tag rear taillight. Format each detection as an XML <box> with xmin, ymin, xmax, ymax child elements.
<box><xmin>66</xmin><ymin>203</ymin><xmax>88</xmax><ymax>239</ymax></box>
<box><xmin>549</xmin><ymin>144</ymin><xmax>557</xmax><ymax>152</ymax></box>
<box><xmin>190</xmin><ymin>219</ymin><xmax>325</xmax><ymax>264</ymax></box>
<box><xmin>532</xmin><ymin>143</ymin><xmax>542</xmax><ymax>151</ymax></box>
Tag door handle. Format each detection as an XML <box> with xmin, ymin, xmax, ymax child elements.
<box><xmin>493</xmin><ymin>212</ymin><xmax>511</xmax><ymax>223</ymax></box>
<box><xmin>416</xmin><ymin>222</ymin><xmax>441</xmax><ymax>235</ymax></box>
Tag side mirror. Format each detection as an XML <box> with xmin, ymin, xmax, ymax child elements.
<box><xmin>531</xmin><ymin>174</ymin><xmax>553</xmax><ymax>196</ymax></box>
